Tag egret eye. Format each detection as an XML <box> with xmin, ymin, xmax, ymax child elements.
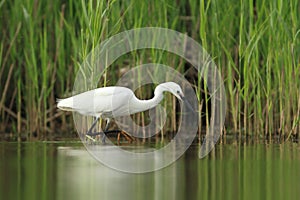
<box><xmin>177</xmin><ymin>90</ymin><xmax>180</xmax><ymax>94</ymax></box>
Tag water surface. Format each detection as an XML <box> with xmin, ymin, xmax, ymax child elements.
<box><xmin>0</xmin><ymin>141</ymin><xmax>299</xmax><ymax>200</ymax></box>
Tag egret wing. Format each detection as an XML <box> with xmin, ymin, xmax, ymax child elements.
<box><xmin>93</xmin><ymin>87</ymin><xmax>134</xmax><ymax>117</ymax></box>
<box><xmin>57</xmin><ymin>86</ymin><xmax>134</xmax><ymax>117</ymax></box>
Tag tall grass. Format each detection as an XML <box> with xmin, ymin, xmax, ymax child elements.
<box><xmin>0</xmin><ymin>0</ymin><xmax>299</xmax><ymax>141</ymax></box>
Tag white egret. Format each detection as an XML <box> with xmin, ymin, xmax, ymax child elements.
<box><xmin>57</xmin><ymin>82</ymin><xmax>187</xmax><ymax>142</ymax></box>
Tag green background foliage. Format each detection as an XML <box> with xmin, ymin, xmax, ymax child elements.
<box><xmin>0</xmin><ymin>0</ymin><xmax>299</xmax><ymax>140</ymax></box>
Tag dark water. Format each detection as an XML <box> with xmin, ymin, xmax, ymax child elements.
<box><xmin>0</xmin><ymin>141</ymin><xmax>299</xmax><ymax>200</ymax></box>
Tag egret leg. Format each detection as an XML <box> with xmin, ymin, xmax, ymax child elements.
<box><xmin>102</xmin><ymin>118</ymin><xmax>111</xmax><ymax>143</ymax></box>
<box><xmin>86</xmin><ymin>117</ymin><xmax>105</xmax><ymax>141</ymax></box>
<box><xmin>104</xmin><ymin>118</ymin><xmax>111</xmax><ymax>131</ymax></box>
<box><xmin>86</xmin><ymin>118</ymin><xmax>134</xmax><ymax>144</ymax></box>
<box><xmin>87</xmin><ymin>117</ymin><xmax>100</xmax><ymax>135</ymax></box>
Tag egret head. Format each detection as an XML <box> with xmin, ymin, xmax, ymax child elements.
<box><xmin>157</xmin><ymin>82</ymin><xmax>184</xmax><ymax>101</ymax></box>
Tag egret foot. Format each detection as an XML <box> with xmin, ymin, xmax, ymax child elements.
<box><xmin>116</xmin><ymin>130</ymin><xmax>135</xmax><ymax>144</ymax></box>
<box><xmin>86</xmin><ymin>130</ymin><xmax>135</xmax><ymax>144</ymax></box>
<box><xmin>103</xmin><ymin>129</ymin><xmax>134</xmax><ymax>144</ymax></box>
<box><xmin>86</xmin><ymin>132</ymin><xmax>106</xmax><ymax>144</ymax></box>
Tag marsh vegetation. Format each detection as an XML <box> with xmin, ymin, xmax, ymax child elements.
<box><xmin>0</xmin><ymin>0</ymin><xmax>299</xmax><ymax>141</ymax></box>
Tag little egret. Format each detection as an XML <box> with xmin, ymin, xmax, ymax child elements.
<box><xmin>57</xmin><ymin>82</ymin><xmax>188</xmax><ymax>142</ymax></box>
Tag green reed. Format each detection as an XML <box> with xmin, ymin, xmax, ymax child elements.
<box><xmin>0</xmin><ymin>0</ymin><xmax>299</xmax><ymax>140</ymax></box>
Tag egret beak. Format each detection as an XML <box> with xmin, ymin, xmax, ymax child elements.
<box><xmin>177</xmin><ymin>93</ymin><xmax>184</xmax><ymax>101</ymax></box>
<box><xmin>179</xmin><ymin>94</ymin><xmax>194</xmax><ymax>112</ymax></box>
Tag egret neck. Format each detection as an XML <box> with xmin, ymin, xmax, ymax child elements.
<box><xmin>129</xmin><ymin>83</ymin><xmax>175</xmax><ymax>114</ymax></box>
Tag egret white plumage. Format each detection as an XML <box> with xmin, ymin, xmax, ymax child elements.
<box><xmin>57</xmin><ymin>82</ymin><xmax>187</xmax><ymax>142</ymax></box>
